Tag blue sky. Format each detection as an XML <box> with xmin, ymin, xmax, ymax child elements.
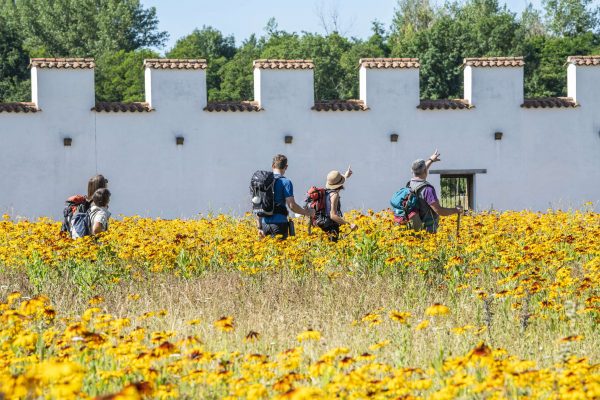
<box><xmin>141</xmin><ymin>0</ymin><xmax>565</xmax><ymax>53</ymax></box>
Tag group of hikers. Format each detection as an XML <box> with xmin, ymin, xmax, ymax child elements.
<box><xmin>251</xmin><ymin>149</ymin><xmax>462</xmax><ymax>242</ymax></box>
<box><xmin>62</xmin><ymin>149</ymin><xmax>462</xmax><ymax>241</ymax></box>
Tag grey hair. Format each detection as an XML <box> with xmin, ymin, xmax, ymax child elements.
<box><xmin>411</xmin><ymin>159</ymin><xmax>427</xmax><ymax>175</ymax></box>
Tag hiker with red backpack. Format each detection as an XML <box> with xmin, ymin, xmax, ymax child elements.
<box><xmin>390</xmin><ymin>150</ymin><xmax>461</xmax><ymax>233</ymax></box>
<box><xmin>250</xmin><ymin>155</ymin><xmax>315</xmax><ymax>240</ymax></box>
<box><xmin>306</xmin><ymin>166</ymin><xmax>356</xmax><ymax>242</ymax></box>
<box><xmin>61</xmin><ymin>175</ymin><xmax>109</xmax><ymax>238</ymax></box>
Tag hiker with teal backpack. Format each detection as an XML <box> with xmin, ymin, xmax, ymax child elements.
<box><xmin>390</xmin><ymin>150</ymin><xmax>461</xmax><ymax>233</ymax></box>
<box><xmin>250</xmin><ymin>154</ymin><xmax>315</xmax><ymax>240</ymax></box>
<box><xmin>306</xmin><ymin>166</ymin><xmax>356</xmax><ymax>242</ymax></box>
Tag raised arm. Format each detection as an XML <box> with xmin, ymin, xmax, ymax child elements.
<box><xmin>425</xmin><ymin>149</ymin><xmax>441</xmax><ymax>171</ymax></box>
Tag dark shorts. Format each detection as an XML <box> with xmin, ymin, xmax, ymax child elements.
<box><xmin>262</xmin><ymin>222</ymin><xmax>289</xmax><ymax>240</ymax></box>
<box><xmin>317</xmin><ymin>219</ymin><xmax>340</xmax><ymax>242</ymax></box>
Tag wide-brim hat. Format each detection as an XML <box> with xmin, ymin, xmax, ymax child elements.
<box><xmin>326</xmin><ymin>170</ymin><xmax>345</xmax><ymax>190</ymax></box>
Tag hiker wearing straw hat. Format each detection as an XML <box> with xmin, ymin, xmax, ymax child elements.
<box><xmin>314</xmin><ymin>166</ymin><xmax>357</xmax><ymax>242</ymax></box>
<box><xmin>399</xmin><ymin>149</ymin><xmax>462</xmax><ymax>233</ymax></box>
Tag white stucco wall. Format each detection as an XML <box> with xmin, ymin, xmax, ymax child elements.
<box><xmin>1</xmin><ymin>60</ymin><xmax>599</xmax><ymax>219</ymax></box>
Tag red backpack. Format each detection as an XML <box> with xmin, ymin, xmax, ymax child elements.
<box><xmin>305</xmin><ymin>186</ymin><xmax>327</xmax><ymax>226</ymax></box>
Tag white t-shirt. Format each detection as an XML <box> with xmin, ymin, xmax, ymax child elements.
<box><xmin>89</xmin><ymin>206</ymin><xmax>111</xmax><ymax>232</ymax></box>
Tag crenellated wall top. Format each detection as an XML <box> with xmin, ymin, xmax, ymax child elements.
<box><xmin>567</xmin><ymin>55</ymin><xmax>600</xmax><ymax>66</ymax></box>
<box><xmin>143</xmin><ymin>59</ymin><xmax>207</xmax><ymax>70</ymax></box>
<box><xmin>463</xmin><ymin>57</ymin><xmax>524</xmax><ymax>67</ymax></box>
<box><xmin>253</xmin><ymin>60</ymin><xmax>314</xmax><ymax>70</ymax></box>
<box><xmin>359</xmin><ymin>58</ymin><xmax>420</xmax><ymax>69</ymax></box>
<box><xmin>29</xmin><ymin>58</ymin><xmax>95</xmax><ymax>69</ymax></box>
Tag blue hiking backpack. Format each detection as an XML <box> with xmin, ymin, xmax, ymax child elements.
<box><xmin>390</xmin><ymin>181</ymin><xmax>431</xmax><ymax>224</ymax></box>
<box><xmin>61</xmin><ymin>195</ymin><xmax>91</xmax><ymax>238</ymax></box>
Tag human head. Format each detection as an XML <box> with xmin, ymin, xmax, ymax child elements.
<box><xmin>326</xmin><ymin>170</ymin><xmax>345</xmax><ymax>190</ymax></box>
<box><xmin>92</xmin><ymin>188</ymin><xmax>111</xmax><ymax>207</ymax></box>
<box><xmin>411</xmin><ymin>159</ymin><xmax>427</xmax><ymax>178</ymax></box>
<box><xmin>272</xmin><ymin>154</ymin><xmax>288</xmax><ymax>171</ymax></box>
<box><xmin>88</xmin><ymin>175</ymin><xmax>108</xmax><ymax>199</ymax></box>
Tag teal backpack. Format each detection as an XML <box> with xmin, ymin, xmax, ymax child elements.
<box><xmin>390</xmin><ymin>181</ymin><xmax>431</xmax><ymax>224</ymax></box>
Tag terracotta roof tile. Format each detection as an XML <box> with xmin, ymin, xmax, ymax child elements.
<box><xmin>521</xmin><ymin>97</ymin><xmax>578</xmax><ymax>108</ymax></box>
<box><xmin>359</xmin><ymin>58</ymin><xmax>420</xmax><ymax>69</ymax></box>
<box><xmin>29</xmin><ymin>58</ymin><xmax>95</xmax><ymax>69</ymax></box>
<box><xmin>0</xmin><ymin>102</ymin><xmax>39</xmax><ymax>113</ymax></box>
<box><xmin>418</xmin><ymin>99</ymin><xmax>472</xmax><ymax>110</ymax></box>
<box><xmin>92</xmin><ymin>102</ymin><xmax>153</xmax><ymax>112</ymax></box>
<box><xmin>463</xmin><ymin>57</ymin><xmax>524</xmax><ymax>67</ymax></box>
<box><xmin>312</xmin><ymin>100</ymin><xmax>367</xmax><ymax>111</ymax></box>
<box><xmin>143</xmin><ymin>59</ymin><xmax>207</xmax><ymax>70</ymax></box>
<box><xmin>567</xmin><ymin>55</ymin><xmax>600</xmax><ymax>66</ymax></box>
<box><xmin>253</xmin><ymin>60</ymin><xmax>314</xmax><ymax>70</ymax></box>
<box><xmin>204</xmin><ymin>101</ymin><xmax>262</xmax><ymax>112</ymax></box>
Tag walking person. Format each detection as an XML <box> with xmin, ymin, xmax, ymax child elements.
<box><xmin>251</xmin><ymin>154</ymin><xmax>315</xmax><ymax>240</ymax></box>
<box><xmin>392</xmin><ymin>150</ymin><xmax>461</xmax><ymax>233</ymax></box>
<box><xmin>90</xmin><ymin>188</ymin><xmax>111</xmax><ymax>235</ymax></box>
<box><xmin>315</xmin><ymin>166</ymin><xmax>357</xmax><ymax>242</ymax></box>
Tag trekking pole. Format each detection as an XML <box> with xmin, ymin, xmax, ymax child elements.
<box><xmin>456</xmin><ymin>201</ymin><xmax>462</xmax><ymax>240</ymax></box>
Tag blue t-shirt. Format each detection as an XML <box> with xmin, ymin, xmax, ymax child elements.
<box><xmin>263</xmin><ymin>174</ymin><xmax>293</xmax><ymax>224</ymax></box>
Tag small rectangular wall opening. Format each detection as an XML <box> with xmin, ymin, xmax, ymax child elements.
<box><xmin>440</xmin><ymin>174</ymin><xmax>474</xmax><ymax>210</ymax></box>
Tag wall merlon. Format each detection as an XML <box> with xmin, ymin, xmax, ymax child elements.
<box><xmin>359</xmin><ymin>58</ymin><xmax>420</xmax><ymax>110</ymax></box>
<box><xmin>143</xmin><ymin>58</ymin><xmax>208</xmax><ymax>111</ymax></box>
<box><xmin>567</xmin><ymin>55</ymin><xmax>600</xmax><ymax>105</ymax></box>
<box><xmin>253</xmin><ymin>60</ymin><xmax>314</xmax><ymax>111</ymax></box>
<box><xmin>30</xmin><ymin>58</ymin><xmax>95</xmax><ymax>112</ymax></box>
<box><xmin>463</xmin><ymin>57</ymin><xmax>524</xmax><ymax>108</ymax></box>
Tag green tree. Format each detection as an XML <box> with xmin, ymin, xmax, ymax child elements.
<box><xmin>523</xmin><ymin>33</ymin><xmax>598</xmax><ymax>96</ymax></box>
<box><xmin>3</xmin><ymin>0</ymin><xmax>167</xmax><ymax>56</ymax></box>
<box><xmin>217</xmin><ymin>35</ymin><xmax>262</xmax><ymax>101</ymax></box>
<box><xmin>392</xmin><ymin>0</ymin><xmax>523</xmax><ymax>99</ymax></box>
<box><xmin>0</xmin><ymin>9</ymin><xmax>29</xmax><ymax>101</ymax></box>
<box><xmin>95</xmin><ymin>49</ymin><xmax>159</xmax><ymax>102</ymax></box>
<box><xmin>543</xmin><ymin>0</ymin><xmax>599</xmax><ymax>36</ymax></box>
<box><xmin>167</xmin><ymin>26</ymin><xmax>236</xmax><ymax>101</ymax></box>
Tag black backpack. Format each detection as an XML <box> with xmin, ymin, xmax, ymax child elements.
<box><xmin>249</xmin><ymin>171</ymin><xmax>288</xmax><ymax>217</ymax></box>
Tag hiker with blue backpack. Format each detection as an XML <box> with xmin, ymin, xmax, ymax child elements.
<box><xmin>390</xmin><ymin>150</ymin><xmax>462</xmax><ymax>233</ymax></box>
<box><xmin>61</xmin><ymin>174</ymin><xmax>109</xmax><ymax>238</ymax></box>
<box><xmin>250</xmin><ymin>154</ymin><xmax>315</xmax><ymax>240</ymax></box>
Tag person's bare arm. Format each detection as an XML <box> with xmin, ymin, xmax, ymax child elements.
<box><xmin>429</xmin><ymin>201</ymin><xmax>461</xmax><ymax>216</ymax></box>
<box><xmin>92</xmin><ymin>222</ymin><xmax>105</xmax><ymax>235</ymax></box>
<box><xmin>425</xmin><ymin>149</ymin><xmax>441</xmax><ymax>171</ymax></box>
<box><xmin>286</xmin><ymin>197</ymin><xmax>315</xmax><ymax>217</ymax></box>
<box><xmin>328</xmin><ymin>193</ymin><xmax>357</xmax><ymax>230</ymax></box>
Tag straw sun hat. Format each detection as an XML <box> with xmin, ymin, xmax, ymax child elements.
<box><xmin>326</xmin><ymin>170</ymin><xmax>345</xmax><ymax>190</ymax></box>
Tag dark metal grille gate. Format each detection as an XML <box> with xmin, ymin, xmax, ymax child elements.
<box><xmin>440</xmin><ymin>174</ymin><xmax>473</xmax><ymax>210</ymax></box>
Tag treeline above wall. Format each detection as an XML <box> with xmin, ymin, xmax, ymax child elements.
<box><xmin>1</xmin><ymin>0</ymin><xmax>599</xmax><ymax>103</ymax></box>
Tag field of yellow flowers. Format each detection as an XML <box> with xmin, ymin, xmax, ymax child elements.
<box><xmin>0</xmin><ymin>210</ymin><xmax>599</xmax><ymax>399</ymax></box>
